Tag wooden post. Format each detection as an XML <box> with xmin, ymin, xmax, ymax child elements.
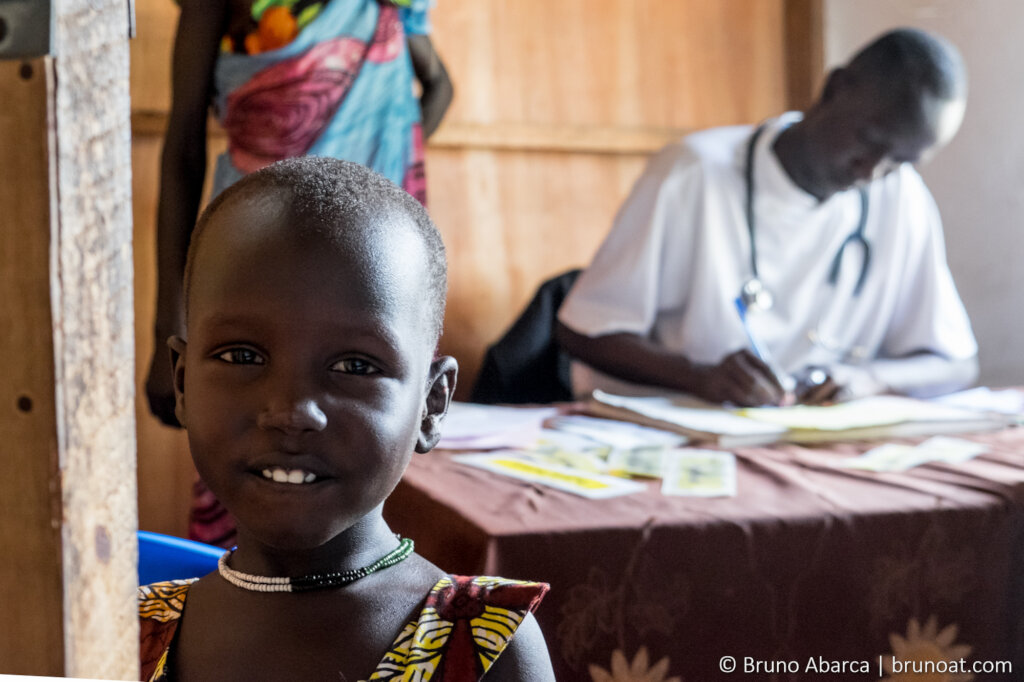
<box><xmin>784</xmin><ymin>0</ymin><xmax>825</xmax><ymax>111</ymax></box>
<box><xmin>0</xmin><ymin>1</ymin><xmax>137</xmax><ymax>678</ymax></box>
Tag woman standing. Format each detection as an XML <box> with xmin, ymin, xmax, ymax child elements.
<box><xmin>146</xmin><ymin>0</ymin><xmax>452</xmax><ymax>546</ymax></box>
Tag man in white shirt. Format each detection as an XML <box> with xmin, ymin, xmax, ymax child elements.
<box><xmin>557</xmin><ymin>28</ymin><xmax>977</xmax><ymax>407</ymax></box>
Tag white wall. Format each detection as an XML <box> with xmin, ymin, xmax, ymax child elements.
<box><xmin>825</xmin><ymin>0</ymin><xmax>1024</xmax><ymax>386</ymax></box>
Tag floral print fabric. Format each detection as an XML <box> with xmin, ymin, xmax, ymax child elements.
<box><xmin>138</xmin><ymin>575</ymin><xmax>547</xmax><ymax>681</ymax></box>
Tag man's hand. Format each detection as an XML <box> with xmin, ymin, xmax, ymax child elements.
<box><xmin>794</xmin><ymin>364</ymin><xmax>890</xmax><ymax>404</ymax></box>
<box><xmin>693</xmin><ymin>349</ymin><xmax>787</xmax><ymax>407</ymax></box>
<box><xmin>794</xmin><ymin>367</ymin><xmax>841</xmax><ymax>405</ymax></box>
<box><xmin>145</xmin><ymin>344</ymin><xmax>180</xmax><ymax>428</ymax></box>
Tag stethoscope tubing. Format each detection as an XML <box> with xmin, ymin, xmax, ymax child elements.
<box><xmin>744</xmin><ymin>123</ymin><xmax>872</xmax><ymax>298</ymax></box>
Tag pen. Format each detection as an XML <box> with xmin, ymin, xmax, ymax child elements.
<box><xmin>733</xmin><ymin>296</ymin><xmax>796</xmax><ymax>395</ymax></box>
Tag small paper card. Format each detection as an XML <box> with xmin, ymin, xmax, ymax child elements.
<box><xmin>607</xmin><ymin>447</ymin><xmax>670</xmax><ymax>478</ymax></box>
<box><xmin>453</xmin><ymin>452</ymin><xmax>647</xmax><ymax>499</ymax></box>
<box><xmin>529</xmin><ymin>430</ymin><xmax>612</xmax><ymax>473</ymax></box>
<box><xmin>661</xmin><ymin>449</ymin><xmax>737</xmax><ymax>497</ymax></box>
<box><xmin>912</xmin><ymin>436</ymin><xmax>988</xmax><ymax>464</ymax></box>
<box><xmin>835</xmin><ymin>443</ymin><xmax>923</xmax><ymax>472</ymax></box>
<box><xmin>835</xmin><ymin>437</ymin><xmax>988</xmax><ymax>472</ymax></box>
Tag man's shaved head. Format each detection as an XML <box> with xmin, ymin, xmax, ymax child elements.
<box><xmin>845</xmin><ymin>28</ymin><xmax>966</xmax><ymax>104</ymax></box>
<box><xmin>775</xmin><ymin>28</ymin><xmax>967</xmax><ymax>201</ymax></box>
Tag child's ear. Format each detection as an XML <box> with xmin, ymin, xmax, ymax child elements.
<box><xmin>415</xmin><ymin>355</ymin><xmax>458</xmax><ymax>453</ymax></box>
<box><xmin>168</xmin><ymin>336</ymin><xmax>188</xmax><ymax>429</ymax></box>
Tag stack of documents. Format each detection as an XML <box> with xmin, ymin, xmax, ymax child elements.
<box><xmin>584</xmin><ymin>391</ymin><xmax>1013</xmax><ymax>447</ymax></box>
<box><xmin>584</xmin><ymin>390</ymin><xmax>787</xmax><ymax>446</ymax></box>
<box><xmin>443</xmin><ymin>390</ymin><xmax>1017</xmax><ymax>499</ymax></box>
<box><xmin>739</xmin><ymin>395</ymin><xmax>1013</xmax><ymax>443</ymax></box>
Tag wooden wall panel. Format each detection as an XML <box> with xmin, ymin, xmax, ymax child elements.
<box><xmin>434</xmin><ymin>0</ymin><xmax>788</xmax><ymax>128</ymax></box>
<box><xmin>0</xmin><ymin>57</ymin><xmax>64</xmax><ymax>676</ymax></box>
<box><xmin>785</xmin><ymin>0</ymin><xmax>826</xmax><ymax>110</ymax></box>
<box><xmin>133</xmin><ymin>130</ymin><xmax>230</xmax><ymax>537</ymax></box>
<box><xmin>132</xmin><ymin>136</ymin><xmax>194</xmax><ymax>538</ymax></box>
<box><xmin>130</xmin><ymin>0</ymin><xmax>177</xmax><ymax>113</ymax></box>
<box><xmin>429</xmin><ymin>149</ymin><xmax>648</xmax><ymax>384</ymax></box>
<box><xmin>129</xmin><ymin>0</ymin><xmax>813</xmax><ymax>534</ymax></box>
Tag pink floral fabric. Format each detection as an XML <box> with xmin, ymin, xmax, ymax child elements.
<box><xmin>223</xmin><ymin>37</ymin><xmax>368</xmax><ymax>173</ymax></box>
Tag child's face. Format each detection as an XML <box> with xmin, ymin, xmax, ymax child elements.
<box><xmin>172</xmin><ymin>193</ymin><xmax>455</xmax><ymax>551</ymax></box>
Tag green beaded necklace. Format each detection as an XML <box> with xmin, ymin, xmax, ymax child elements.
<box><xmin>218</xmin><ymin>537</ymin><xmax>415</xmax><ymax>593</ymax></box>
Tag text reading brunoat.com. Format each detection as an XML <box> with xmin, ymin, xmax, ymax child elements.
<box><xmin>716</xmin><ymin>655</ymin><xmax>1012</xmax><ymax>676</ymax></box>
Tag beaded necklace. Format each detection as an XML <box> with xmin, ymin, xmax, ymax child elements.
<box><xmin>218</xmin><ymin>537</ymin><xmax>415</xmax><ymax>593</ymax></box>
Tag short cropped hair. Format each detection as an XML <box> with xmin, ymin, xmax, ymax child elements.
<box><xmin>184</xmin><ymin>157</ymin><xmax>448</xmax><ymax>340</ymax></box>
<box><xmin>846</xmin><ymin>28</ymin><xmax>967</xmax><ymax>102</ymax></box>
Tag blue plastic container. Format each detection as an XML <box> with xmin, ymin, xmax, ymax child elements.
<box><xmin>137</xmin><ymin>530</ymin><xmax>224</xmax><ymax>584</ymax></box>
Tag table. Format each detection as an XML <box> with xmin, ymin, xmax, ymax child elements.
<box><xmin>384</xmin><ymin>426</ymin><xmax>1024</xmax><ymax>681</ymax></box>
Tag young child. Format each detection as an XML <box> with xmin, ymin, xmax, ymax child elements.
<box><xmin>138</xmin><ymin>157</ymin><xmax>553</xmax><ymax>680</ymax></box>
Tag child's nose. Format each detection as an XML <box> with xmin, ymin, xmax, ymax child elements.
<box><xmin>257</xmin><ymin>396</ymin><xmax>328</xmax><ymax>434</ymax></box>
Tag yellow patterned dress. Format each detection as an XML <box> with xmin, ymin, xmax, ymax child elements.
<box><xmin>138</xmin><ymin>575</ymin><xmax>548</xmax><ymax>681</ymax></box>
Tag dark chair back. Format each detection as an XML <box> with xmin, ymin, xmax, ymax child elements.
<box><xmin>470</xmin><ymin>269</ymin><xmax>581</xmax><ymax>404</ymax></box>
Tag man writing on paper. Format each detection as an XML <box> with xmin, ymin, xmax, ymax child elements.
<box><xmin>556</xmin><ymin>28</ymin><xmax>977</xmax><ymax>407</ymax></box>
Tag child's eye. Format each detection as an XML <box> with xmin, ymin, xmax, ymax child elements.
<box><xmin>331</xmin><ymin>358</ymin><xmax>380</xmax><ymax>375</ymax></box>
<box><xmin>216</xmin><ymin>348</ymin><xmax>265</xmax><ymax>365</ymax></box>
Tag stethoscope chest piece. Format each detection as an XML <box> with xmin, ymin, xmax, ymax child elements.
<box><xmin>740</xmin><ymin>277</ymin><xmax>774</xmax><ymax>312</ymax></box>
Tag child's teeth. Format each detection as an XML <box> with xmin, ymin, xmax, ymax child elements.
<box><xmin>261</xmin><ymin>467</ymin><xmax>317</xmax><ymax>484</ymax></box>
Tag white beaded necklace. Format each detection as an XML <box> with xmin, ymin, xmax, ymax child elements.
<box><xmin>217</xmin><ymin>537</ymin><xmax>415</xmax><ymax>593</ymax></box>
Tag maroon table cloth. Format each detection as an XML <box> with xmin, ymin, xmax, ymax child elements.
<box><xmin>384</xmin><ymin>427</ymin><xmax>1024</xmax><ymax>681</ymax></box>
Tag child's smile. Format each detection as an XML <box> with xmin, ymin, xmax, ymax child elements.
<box><xmin>259</xmin><ymin>465</ymin><xmax>320</xmax><ymax>484</ymax></box>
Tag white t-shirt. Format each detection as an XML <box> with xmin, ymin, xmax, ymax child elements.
<box><xmin>558</xmin><ymin>113</ymin><xmax>977</xmax><ymax>398</ymax></box>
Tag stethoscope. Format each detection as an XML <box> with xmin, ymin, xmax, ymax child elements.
<box><xmin>740</xmin><ymin>123</ymin><xmax>872</xmax><ymax>313</ymax></box>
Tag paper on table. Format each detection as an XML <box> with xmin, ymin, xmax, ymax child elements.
<box><xmin>916</xmin><ymin>436</ymin><xmax>989</xmax><ymax>463</ymax></box>
<box><xmin>661</xmin><ymin>449</ymin><xmax>737</xmax><ymax>497</ymax></box>
<box><xmin>593</xmin><ymin>390</ymin><xmax>787</xmax><ymax>439</ymax></box>
<box><xmin>607</xmin><ymin>447</ymin><xmax>670</xmax><ymax>478</ymax></box>
<box><xmin>453</xmin><ymin>451</ymin><xmax>647</xmax><ymax>499</ymax></box>
<box><xmin>738</xmin><ymin>396</ymin><xmax>988</xmax><ymax>431</ymax></box>
<box><xmin>438</xmin><ymin>402</ymin><xmax>559</xmax><ymax>450</ymax></box>
<box><xmin>834</xmin><ymin>443</ymin><xmax>924</xmax><ymax>472</ymax></box>
<box><xmin>544</xmin><ymin>414</ymin><xmax>688</xmax><ymax>449</ymax></box>
<box><xmin>932</xmin><ymin>387</ymin><xmax>1024</xmax><ymax>415</ymax></box>
<box><xmin>528</xmin><ymin>430</ymin><xmax>612</xmax><ymax>473</ymax></box>
<box><xmin>834</xmin><ymin>436</ymin><xmax>988</xmax><ymax>472</ymax></box>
